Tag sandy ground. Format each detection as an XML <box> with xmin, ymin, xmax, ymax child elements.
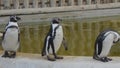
<box><xmin>0</xmin><ymin>52</ymin><xmax>120</xmax><ymax>68</ymax></box>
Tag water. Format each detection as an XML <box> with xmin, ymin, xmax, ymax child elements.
<box><xmin>0</xmin><ymin>19</ymin><xmax>120</xmax><ymax>56</ymax></box>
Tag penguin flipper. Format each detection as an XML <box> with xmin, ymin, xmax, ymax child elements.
<box><xmin>41</xmin><ymin>38</ymin><xmax>47</xmax><ymax>56</ymax></box>
<box><xmin>2</xmin><ymin>32</ymin><xmax>5</xmax><ymax>41</ymax></box>
<box><xmin>41</xmin><ymin>46</ymin><xmax>46</xmax><ymax>56</ymax></box>
<box><xmin>62</xmin><ymin>37</ymin><xmax>68</xmax><ymax>51</ymax></box>
<box><xmin>18</xmin><ymin>33</ymin><xmax>20</xmax><ymax>42</ymax></box>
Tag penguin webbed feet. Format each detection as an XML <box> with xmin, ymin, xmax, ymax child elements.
<box><xmin>100</xmin><ymin>57</ymin><xmax>112</xmax><ymax>62</ymax></box>
<box><xmin>9</xmin><ymin>51</ymin><xmax>16</xmax><ymax>58</ymax></box>
<box><xmin>93</xmin><ymin>55</ymin><xmax>112</xmax><ymax>62</ymax></box>
<box><xmin>2</xmin><ymin>51</ymin><xmax>16</xmax><ymax>58</ymax></box>
<box><xmin>2</xmin><ymin>51</ymin><xmax>9</xmax><ymax>58</ymax></box>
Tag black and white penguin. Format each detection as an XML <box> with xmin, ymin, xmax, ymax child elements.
<box><xmin>93</xmin><ymin>29</ymin><xmax>120</xmax><ymax>62</ymax></box>
<box><xmin>2</xmin><ymin>15</ymin><xmax>21</xmax><ymax>58</ymax></box>
<box><xmin>41</xmin><ymin>17</ymin><xmax>68</xmax><ymax>61</ymax></box>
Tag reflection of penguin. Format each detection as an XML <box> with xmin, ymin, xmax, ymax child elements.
<box><xmin>2</xmin><ymin>15</ymin><xmax>21</xmax><ymax>58</ymax></box>
<box><xmin>93</xmin><ymin>29</ymin><xmax>120</xmax><ymax>62</ymax></box>
<box><xmin>41</xmin><ymin>17</ymin><xmax>68</xmax><ymax>61</ymax></box>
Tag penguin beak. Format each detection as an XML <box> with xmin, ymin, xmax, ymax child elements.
<box><xmin>16</xmin><ymin>17</ymin><xmax>21</xmax><ymax>21</ymax></box>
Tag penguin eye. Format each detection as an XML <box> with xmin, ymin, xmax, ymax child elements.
<box><xmin>14</xmin><ymin>16</ymin><xmax>17</xmax><ymax>21</ymax></box>
<box><xmin>10</xmin><ymin>15</ymin><xmax>18</xmax><ymax>22</ymax></box>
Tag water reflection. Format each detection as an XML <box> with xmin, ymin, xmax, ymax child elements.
<box><xmin>1</xmin><ymin>20</ymin><xmax>120</xmax><ymax>56</ymax></box>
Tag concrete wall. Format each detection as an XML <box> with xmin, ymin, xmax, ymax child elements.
<box><xmin>0</xmin><ymin>0</ymin><xmax>120</xmax><ymax>16</ymax></box>
<box><xmin>0</xmin><ymin>3</ymin><xmax>120</xmax><ymax>16</ymax></box>
<box><xmin>0</xmin><ymin>0</ymin><xmax>120</xmax><ymax>9</ymax></box>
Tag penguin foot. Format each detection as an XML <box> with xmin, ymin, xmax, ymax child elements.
<box><xmin>55</xmin><ymin>56</ymin><xmax>63</xmax><ymax>59</ymax></box>
<box><xmin>2</xmin><ymin>54</ymin><xmax>8</xmax><ymax>58</ymax></box>
<box><xmin>2</xmin><ymin>51</ymin><xmax>16</xmax><ymax>58</ymax></box>
<box><xmin>93</xmin><ymin>55</ymin><xmax>111</xmax><ymax>62</ymax></box>
<box><xmin>9</xmin><ymin>52</ymin><xmax>16</xmax><ymax>58</ymax></box>
<box><xmin>2</xmin><ymin>51</ymin><xmax>9</xmax><ymax>58</ymax></box>
<box><xmin>100</xmin><ymin>57</ymin><xmax>112</xmax><ymax>62</ymax></box>
<box><xmin>47</xmin><ymin>56</ymin><xmax>56</xmax><ymax>61</ymax></box>
<box><xmin>100</xmin><ymin>57</ymin><xmax>108</xmax><ymax>62</ymax></box>
<box><xmin>105</xmin><ymin>57</ymin><xmax>112</xmax><ymax>61</ymax></box>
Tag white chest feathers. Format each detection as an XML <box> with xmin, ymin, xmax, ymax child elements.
<box><xmin>2</xmin><ymin>22</ymin><xmax>19</xmax><ymax>51</ymax></box>
<box><xmin>49</xmin><ymin>25</ymin><xmax>63</xmax><ymax>53</ymax></box>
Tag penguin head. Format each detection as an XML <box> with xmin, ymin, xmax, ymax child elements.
<box><xmin>9</xmin><ymin>15</ymin><xmax>21</xmax><ymax>22</ymax></box>
<box><xmin>113</xmin><ymin>32</ymin><xmax>120</xmax><ymax>43</ymax></box>
<box><xmin>51</xmin><ymin>17</ymin><xmax>62</xmax><ymax>24</ymax></box>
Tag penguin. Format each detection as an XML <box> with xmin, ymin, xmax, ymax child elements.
<box><xmin>2</xmin><ymin>15</ymin><xmax>21</xmax><ymax>58</ymax></box>
<box><xmin>41</xmin><ymin>17</ymin><xmax>68</xmax><ymax>61</ymax></box>
<box><xmin>93</xmin><ymin>29</ymin><xmax>120</xmax><ymax>62</ymax></box>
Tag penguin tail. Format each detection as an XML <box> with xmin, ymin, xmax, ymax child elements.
<box><xmin>93</xmin><ymin>54</ymin><xmax>100</xmax><ymax>60</ymax></box>
<box><xmin>41</xmin><ymin>50</ymin><xmax>46</xmax><ymax>56</ymax></box>
<box><xmin>41</xmin><ymin>53</ymin><xmax>45</xmax><ymax>56</ymax></box>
